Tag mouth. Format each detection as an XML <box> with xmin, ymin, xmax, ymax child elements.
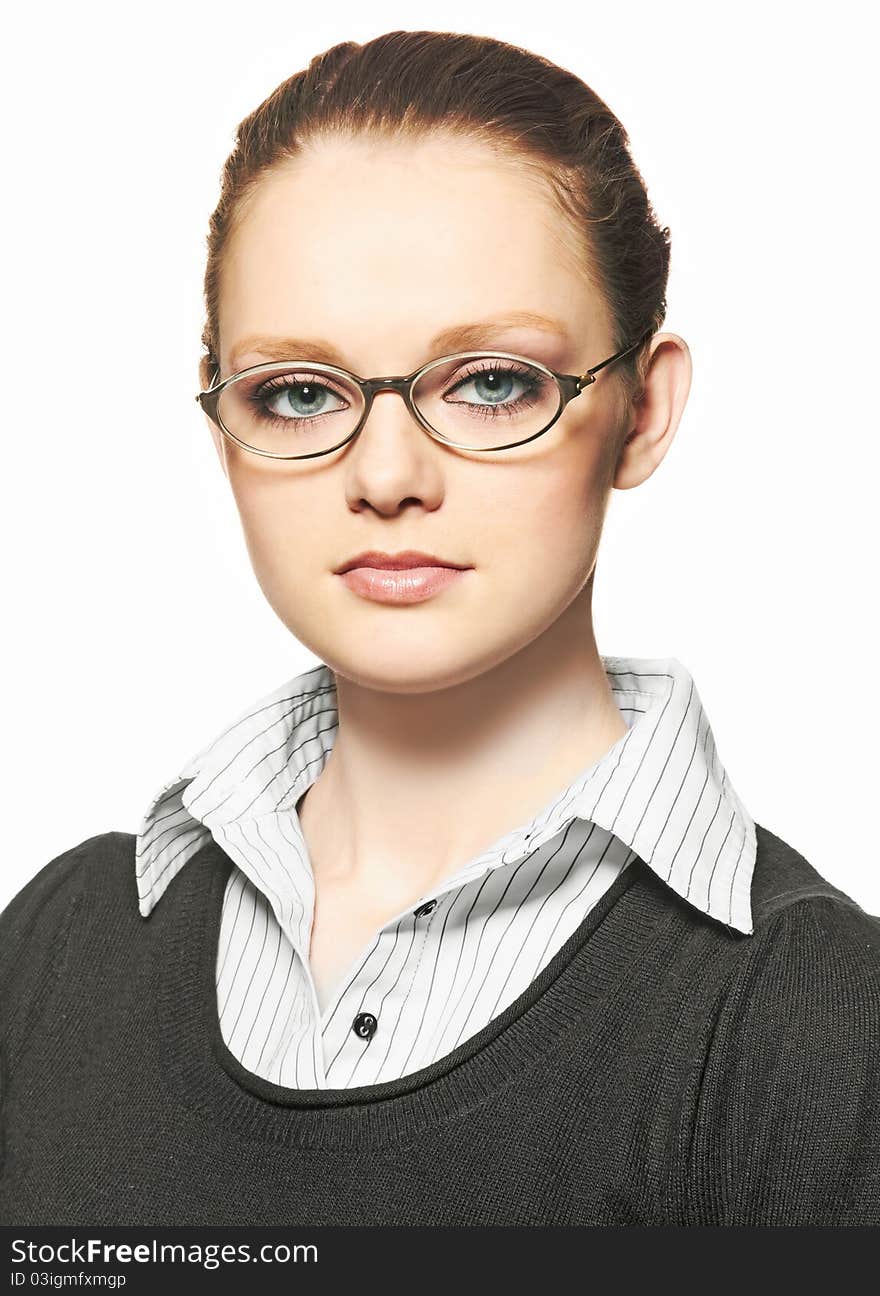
<box><xmin>334</xmin><ymin>550</ymin><xmax>473</xmax><ymax>606</ymax></box>
<box><xmin>334</xmin><ymin>550</ymin><xmax>472</xmax><ymax>574</ymax></box>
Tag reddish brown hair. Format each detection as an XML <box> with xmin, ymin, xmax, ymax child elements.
<box><xmin>199</xmin><ymin>30</ymin><xmax>670</xmax><ymax>411</ymax></box>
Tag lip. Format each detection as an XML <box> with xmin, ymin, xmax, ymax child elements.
<box><xmin>338</xmin><ymin>565</ymin><xmax>470</xmax><ymax>604</ymax></box>
<box><xmin>334</xmin><ymin>549</ymin><xmax>471</xmax><ymax>574</ymax></box>
<box><xmin>334</xmin><ymin>550</ymin><xmax>474</xmax><ymax>606</ymax></box>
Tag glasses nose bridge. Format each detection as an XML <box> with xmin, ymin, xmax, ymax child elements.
<box><xmin>358</xmin><ymin>374</ymin><xmax>423</xmax><ymax>435</ymax></box>
<box><xmin>362</xmin><ymin>374</ymin><xmax>413</xmax><ymax>397</ymax></box>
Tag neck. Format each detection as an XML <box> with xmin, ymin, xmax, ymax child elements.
<box><xmin>298</xmin><ymin>585</ymin><xmax>628</xmax><ymax>898</ymax></box>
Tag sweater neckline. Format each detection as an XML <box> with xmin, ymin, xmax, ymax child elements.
<box><xmin>157</xmin><ymin>835</ymin><xmax>676</xmax><ymax>1149</ymax></box>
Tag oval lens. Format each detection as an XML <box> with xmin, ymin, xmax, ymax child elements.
<box><xmin>217</xmin><ymin>364</ymin><xmax>365</xmax><ymax>456</ymax></box>
<box><xmin>412</xmin><ymin>354</ymin><xmax>560</xmax><ymax>448</ymax></box>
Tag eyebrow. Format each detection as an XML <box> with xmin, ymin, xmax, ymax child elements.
<box><xmin>228</xmin><ymin>311</ymin><xmax>569</xmax><ymax>373</ymax></box>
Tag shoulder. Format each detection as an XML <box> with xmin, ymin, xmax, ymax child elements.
<box><xmin>0</xmin><ymin>831</ymin><xmax>136</xmax><ymax>936</ymax></box>
<box><xmin>0</xmin><ymin>831</ymin><xmax>137</xmax><ymax>1043</ymax></box>
<box><xmin>750</xmin><ymin>820</ymin><xmax>874</xmax><ymax>922</ymax></box>
<box><xmin>721</xmin><ymin>888</ymin><xmax>880</xmax><ymax>1062</ymax></box>
<box><xmin>743</xmin><ymin>822</ymin><xmax>880</xmax><ymax>1015</ymax></box>
<box><xmin>689</xmin><ymin>823</ymin><xmax>880</xmax><ymax>1223</ymax></box>
<box><xmin>722</xmin><ymin>820</ymin><xmax>880</xmax><ymax>1071</ymax></box>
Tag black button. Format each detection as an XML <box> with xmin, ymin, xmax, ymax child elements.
<box><xmin>352</xmin><ymin>1011</ymin><xmax>378</xmax><ymax>1040</ymax></box>
<box><xmin>413</xmin><ymin>899</ymin><xmax>437</xmax><ymax>918</ymax></box>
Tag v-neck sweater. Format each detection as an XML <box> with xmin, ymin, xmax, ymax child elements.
<box><xmin>1</xmin><ymin>822</ymin><xmax>879</xmax><ymax>1225</ymax></box>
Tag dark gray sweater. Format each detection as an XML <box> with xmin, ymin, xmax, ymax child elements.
<box><xmin>1</xmin><ymin>823</ymin><xmax>878</xmax><ymax>1226</ymax></box>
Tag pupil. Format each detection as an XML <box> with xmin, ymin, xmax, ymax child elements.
<box><xmin>475</xmin><ymin>369</ymin><xmax>513</xmax><ymax>404</ymax></box>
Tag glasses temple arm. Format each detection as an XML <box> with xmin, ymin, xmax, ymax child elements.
<box><xmin>577</xmin><ymin>327</ymin><xmax>655</xmax><ymax>387</ymax></box>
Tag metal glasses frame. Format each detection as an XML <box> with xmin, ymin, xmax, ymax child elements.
<box><xmin>195</xmin><ymin>326</ymin><xmax>655</xmax><ymax>460</ymax></box>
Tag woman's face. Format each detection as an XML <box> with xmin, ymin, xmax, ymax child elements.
<box><xmin>207</xmin><ymin>132</ymin><xmax>643</xmax><ymax>693</ymax></box>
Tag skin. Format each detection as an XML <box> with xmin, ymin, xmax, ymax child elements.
<box><xmin>200</xmin><ymin>130</ymin><xmax>691</xmax><ymax>1004</ymax></box>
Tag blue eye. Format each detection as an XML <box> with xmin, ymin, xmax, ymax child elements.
<box><xmin>443</xmin><ymin>361</ymin><xmax>546</xmax><ymax>418</ymax></box>
<box><xmin>248</xmin><ymin>371</ymin><xmax>354</xmax><ymax>427</ymax></box>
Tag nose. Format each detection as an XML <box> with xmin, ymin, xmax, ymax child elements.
<box><xmin>352</xmin><ymin>378</ymin><xmax>423</xmax><ymax>440</ymax></box>
<box><xmin>352</xmin><ymin>381</ymin><xmax>429</xmax><ymax>443</ymax></box>
<box><xmin>342</xmin><ymin>386</ymin><xmax>444</xmax><ymax>515</ymax></box>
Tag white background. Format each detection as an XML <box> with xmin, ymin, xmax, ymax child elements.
<box><xmin>1</xmin><ymin>1</ymin><xmax>877</xmax><ymax>914</ymax></box>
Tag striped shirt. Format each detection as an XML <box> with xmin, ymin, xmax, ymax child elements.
<box><xmin>136</xmin><ymin>654</ymin><xmax>757</xmax><ymax>1089</ymax></box>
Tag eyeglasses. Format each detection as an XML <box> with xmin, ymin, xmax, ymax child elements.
<box><xmin>195</xmin><ymin>327</ymin><xmax>655</xmax><ymax>460</ymax></box>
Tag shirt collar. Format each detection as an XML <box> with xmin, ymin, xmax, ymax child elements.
<box><xmin>135</xmin><ymin>655</ymin><xmax>755</xmax><ymax>935</ymax></box>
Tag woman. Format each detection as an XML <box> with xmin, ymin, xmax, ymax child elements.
<box><xmin>1</xmin><ymin>30</ymin><xmax>878</xmax><ymax>1227</ymax></box>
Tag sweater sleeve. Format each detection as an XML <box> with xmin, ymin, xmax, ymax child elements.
<box><xmin>690</xmin><ymin>894</ymin><xmax>880</xmax><ymax>1225</ymax></box>
<box><xmin>0</xmin><ymin>836</ymin><xmax>96</xmax><ymax>1074</ymax></box>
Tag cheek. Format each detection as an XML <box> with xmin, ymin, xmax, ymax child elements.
<box><xmin>227</xmin><ymin>465</ymin><xmax>328</xmax><ymax>603</ymax></box>
<box><xmin>485</xmin><ymin>451</ymin><xmax>607</xmax><ymax>589</ymax></box>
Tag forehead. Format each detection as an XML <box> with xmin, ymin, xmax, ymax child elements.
<box><xmin>219</xmin><ymin>132</ymin><xmax>605</xmax><ymax>368</ymax></box>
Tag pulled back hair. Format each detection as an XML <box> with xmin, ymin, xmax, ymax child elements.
<box><xmin>199</xmin><ymin>30</ymin><xmax>670</xmax><ymax>412</ymax></box>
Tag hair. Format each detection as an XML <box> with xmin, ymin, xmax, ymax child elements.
<box><xmin>199</xmin><ymin>30</ymin><xmax>671</xmax><ymax>418</ymax></box>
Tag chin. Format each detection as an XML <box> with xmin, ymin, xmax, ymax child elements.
<box><xmin>312</xmin><ymin>631</ymin><xmax>510</xmax><ymax>696</ymax></box>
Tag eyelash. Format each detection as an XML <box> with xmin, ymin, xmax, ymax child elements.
<box><xmin>445</xmin><ymin>359</ymin><xmax>543</xmax><ymax>419</ymax></box>
<box><xmin>246</xmin><ymin>359</ymin><xmax>544</xmax><ymax>427</ymax></box>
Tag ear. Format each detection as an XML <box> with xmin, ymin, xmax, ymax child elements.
<box><xmin>204</xmin><ymin>414</ymin><xmax>229</xmax><ymax>479</ymax></box>
<box><xmin>197</xmin><ymin>353</ymin><xmax>214</xmax><ymax>392</ymax></box>
<box><xmin>613</xmin><ymin>333</ymin><xmax>692</xmax><ymax>490</ymax></box>
<box><xmin>198</xmin><ymin>354</ymin><xmax>229</xmax><ymax>480</ymax></box>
